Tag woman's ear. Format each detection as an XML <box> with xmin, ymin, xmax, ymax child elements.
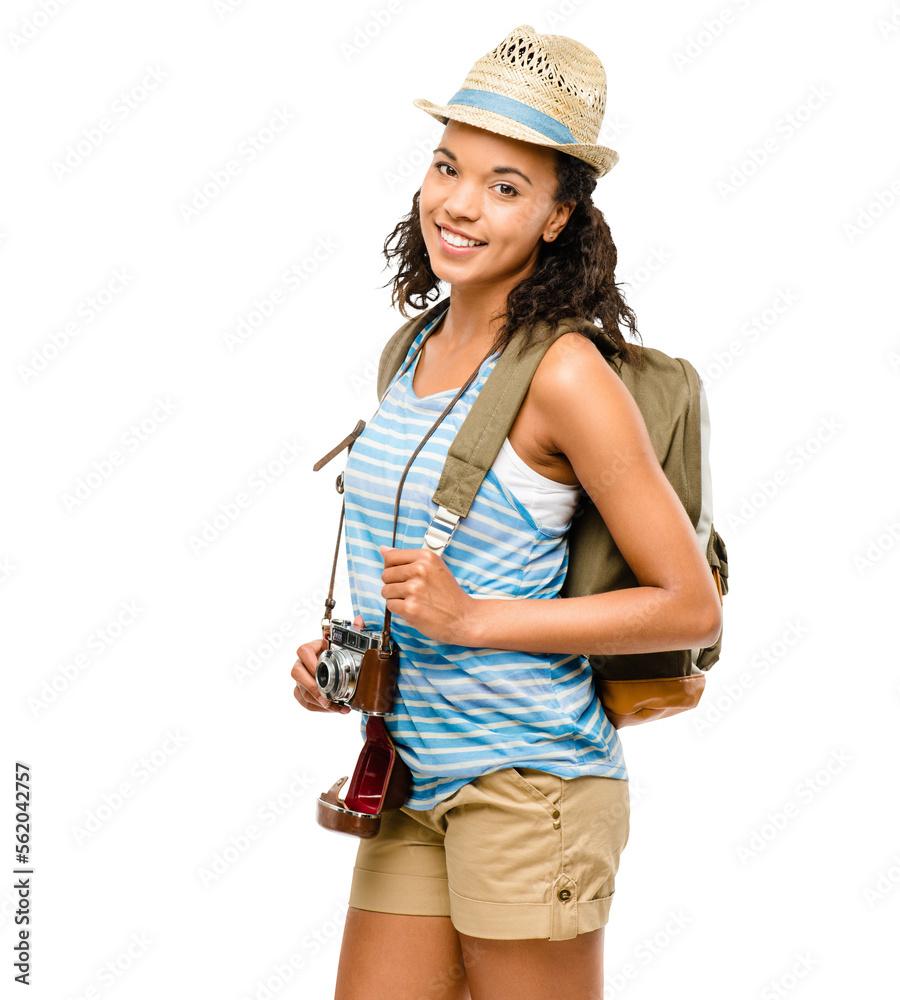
<box><xmin>558</xmin><ymin>200</ymin><xmax>577</xmax><ymax>228</ymax></box>
<box><xmin>544</xmin><ymin>201</ymin><xmax>576</xmax><ymax>242</ymax></box>
<box><xmin>559</xmin><ymin>199</ymin><xmax>576</xmax><ymax>226</ymax></box>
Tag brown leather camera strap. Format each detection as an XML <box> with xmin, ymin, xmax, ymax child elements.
<box><xmin>312</xmin><ymin>420</ymin><xmax>367</xmax><ymax>473</ymax></box>
<box><xmin>313</xmin><ymin>419</ymin><xmax>365</xmax><ymax>638</ymax></box>
<box><xmin>314</xmin><ymin>320</ymin><xmax>497</xmax><ymax>651</ymax></box>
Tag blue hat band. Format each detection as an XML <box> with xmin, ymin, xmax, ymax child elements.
<box><xmin>445</xmin><ymin>88</ymin><xmax>577</xmax><ymax>145</ymax></box>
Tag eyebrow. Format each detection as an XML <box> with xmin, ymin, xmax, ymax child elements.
<box><xmin>432</xmin><ymin>146</ymin><xmax>533</xmax><ymax>186</ymax></box>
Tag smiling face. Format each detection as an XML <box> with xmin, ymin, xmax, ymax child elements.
<box><xmin>419</xmin><ymin>119</ymin><xmax>574</xmax><ymax>292</ymax></box>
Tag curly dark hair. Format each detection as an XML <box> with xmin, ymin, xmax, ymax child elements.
<box><xmin>380</xmin><ymin>150</ymin><xmax>644</xmax><ymax>370</ymax></box>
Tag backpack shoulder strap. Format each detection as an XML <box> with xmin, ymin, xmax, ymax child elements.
<box><xmin>424</xmin><ymin>315</ymin><xmax>594</xmax><ymax>554</ymax></box>
<box><xmin>376</xmin><ymin>297</ymin><xmax>451</xmax><ymax>401</ymax></box>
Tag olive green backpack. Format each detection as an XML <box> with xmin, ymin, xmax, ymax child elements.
<box><xmin>375</xmin><ymin>296</ymin><xmax>729</xmax><ymax>728</ymax></box>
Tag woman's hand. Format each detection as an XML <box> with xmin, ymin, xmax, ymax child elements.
<box><xmin>379</xmin><ymin>544</ymin><xmax>476</xmax><ymax>645</ymax></box>
<box><xmin>290</xmin><ymin>616</ymin><xmax>366</xmax><ymax>714</ymax></box>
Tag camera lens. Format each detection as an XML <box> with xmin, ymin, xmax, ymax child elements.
<box><xmin>315</xmin><ymin>647</ymin><xmax>357</xmax><ymax>705</ymax></box>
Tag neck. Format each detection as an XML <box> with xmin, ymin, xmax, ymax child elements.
<box><xmin>436</xmin><ymin>286</ymin><xmax>514</xmax><ymax>354</ymax></box>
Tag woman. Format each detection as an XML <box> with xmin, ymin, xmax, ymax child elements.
<box><xmin>292</xmin><ymin>25</ymin><xmax>722</xmax><ymax>1000</ymax></box>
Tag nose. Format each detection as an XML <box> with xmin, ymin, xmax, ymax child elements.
<box><xmin>441</xmin><ymin>177</ymin><xmax>482</xmax><ymax>223</ymax></box>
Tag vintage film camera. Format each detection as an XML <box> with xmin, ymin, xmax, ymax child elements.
<box><xmin>315</xmin><ymin>619</ymin><xmax>397</xmax><ymax>715</ymax></box>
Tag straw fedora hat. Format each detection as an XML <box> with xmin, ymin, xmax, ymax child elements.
<box><xmin>413</xmin><ymin>24</ymin><xmax>619</xmax><ymax>178</ymax></box>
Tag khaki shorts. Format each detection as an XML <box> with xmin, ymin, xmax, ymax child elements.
<box><xmin>348</xmin><ymin>766</ymin><xmax>630</xmax><ymax>941</ymax></box>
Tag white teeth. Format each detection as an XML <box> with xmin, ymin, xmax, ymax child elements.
<box><xmin>440</xmin><ymin>226</ymin><xmax>485</xmax><ymax>248</ymax></box>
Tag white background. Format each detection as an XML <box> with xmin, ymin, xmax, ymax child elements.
<box><xmin>3</xmin><ymin>1</ymin><xmax>899</xmax><ymax>997</ymax></box>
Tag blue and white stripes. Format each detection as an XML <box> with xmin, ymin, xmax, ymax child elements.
<box><xmin>342</xmin><ymin>307</ymin><xmax>627</xmax><ymax>809</ymax></box>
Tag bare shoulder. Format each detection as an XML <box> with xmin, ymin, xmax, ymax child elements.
<box><xmin>528</xmin><ymin>332</ymin><xmax>638</xmax><ymax>435</ymax></box>
<box><xmin>526</xmin><ymin>330</ymin><xmax>664</xmax><ymax>505</ymax></box>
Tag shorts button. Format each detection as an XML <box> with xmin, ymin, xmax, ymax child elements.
<box><xmin>552</xmin><ymin>821</ymin><xmax>560</xmax><ymax>829</ymax></box>
<box><xmin>557</xmin><ymin>888</ymin><xmax>572</xmax><ymax>902</ymax></box>
<box><xmin>551</xmin><ymin>809</ymin><xmax>560</xmax><ymax>819</ymax></box>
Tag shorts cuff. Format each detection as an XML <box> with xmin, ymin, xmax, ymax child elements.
<box><xmin>448</xmin><ymin>886</ymin><xmax>615</xmax><ymax>941</ymax></box>
<box><xmin>349</xmin><ymin>866</ymin><xmax>451</xmax><ymax>917</ymax></box>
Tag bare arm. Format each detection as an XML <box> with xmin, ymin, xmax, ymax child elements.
<box><xmin>464</xmin><ymin>333</ymin><xmax>722</xmax><ymax>655</ymax></box>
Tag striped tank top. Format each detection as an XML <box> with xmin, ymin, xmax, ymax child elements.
<box><xmin>342</xmin><ymin>306</ymin><xmax>628</xmax><ymax>810</ymax></box>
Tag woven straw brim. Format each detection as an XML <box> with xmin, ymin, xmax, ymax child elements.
<box><xmin>413</xmin><ymin>97</ymin><xmax>619</xmax><ymax>178</ymax></box>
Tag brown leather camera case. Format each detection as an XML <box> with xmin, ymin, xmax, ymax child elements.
<box><xmin>316</xmin><ymin>715</ymin><xmax>411</xmax><ymax>838</ymax></box>
<box><xmin>348</xmin><ymin>647</ymin><xmax>399</xmax><ymax>715</ymax></box>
